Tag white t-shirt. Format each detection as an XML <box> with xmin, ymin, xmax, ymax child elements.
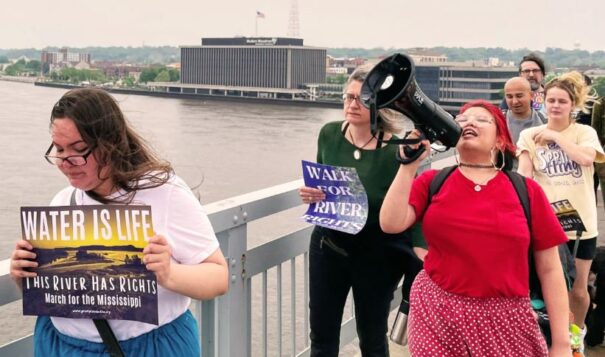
<box><xmin>517</xmin><ymin>123</ymin><xmax>605</xmax><ymax>240</ymax></box>
<box><xmin>49</xmin><ymin>174</ymin><xmax>220</xmax><ymax>342</ymax></box>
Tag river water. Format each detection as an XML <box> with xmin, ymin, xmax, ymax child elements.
<box><xmin>0</xmin><ymin>80</ymin><xmax>343</xmax><ymax>257</ymax></box>
<box><xmin>0</xmin><ymin>80</ymin><xmax>347</xmax><ymax>352</ymax></box>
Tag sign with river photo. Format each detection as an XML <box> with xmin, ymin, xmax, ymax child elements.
<box><xmin>20</xmin><ymin>205</ymin><xmax>158</xmax><ymax>324</ymax></box>
<box><xmin>301</xmin><ymin>160</ymin><xmax>368</xmax><ymax>234</ymax></box>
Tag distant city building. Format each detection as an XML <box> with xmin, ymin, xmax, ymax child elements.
<box><xmin>326</xmin><ymin>67</ymin><xmax>348</xmax><ymax>75</ymax></box>
<box><xmin>326</xmin><ymin>56</ymin><xmax>365</xmax><ymax>76</ymax></box>
<box><xmin>41</xmin><ymin>48</ymin><xmax>91</xmax><ymax>74</ymax></box>
<box><xmin>92</xmin><ymin>61</ymin><xmax>146</xmax><ymax>80</ymax></box>
<box><xmin>406</xmin><ymin>48</ymin><xmax>448</xmax><ymax>64</ymax></box>
<box><xmin>180</xmin><ymin>37</ymin><xmax>326</xmax><ymax>89</ymax></box>
<box><xmin>584</xmin><ymin>68</ymin><xmax>605</xmax><ymax>79</ymax></box>
<box><xmin>435</xmin><ymin>65</ymin><xmax>517</xmax><ymax>112</ymax></box>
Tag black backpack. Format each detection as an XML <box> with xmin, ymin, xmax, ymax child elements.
<box><xmin>427</xmin><ymin>165</ymin><xmax>576</xmax><ymax>346</ymax></box>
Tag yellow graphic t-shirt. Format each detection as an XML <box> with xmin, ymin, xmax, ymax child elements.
<box><xmin>517</xmin><ymin>123</ymin><xmax>605</xmax><ymax>240</ymax></box>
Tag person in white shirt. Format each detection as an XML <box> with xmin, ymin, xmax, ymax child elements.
<box><xmin>10</xmin><ymin>88</ymin><xmax>228</xmax><ymax>356</ymax></box>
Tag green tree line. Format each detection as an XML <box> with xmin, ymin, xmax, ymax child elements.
<box><xmin>139</xmin><ymin>66</ymin><xmax>180</xmax><ymax>83</ymax></box>
<box><xmin>2</xmin><ymin>46</ymin><xmax>605</xmax><ymax>68</ymax></box>
<box><xmin>4</xmin><ymin>59</ymin><xmax>41</xmax><ymax>75</ymax></box>
<box><xmin>49</xmin><ymin>68</ymin><xmax>107</xmax><ymax>84</ymax></box>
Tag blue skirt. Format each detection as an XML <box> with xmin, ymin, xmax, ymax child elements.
<box><xmin>34</xmin><ymin>310</ymin><xmax>200</xmax><ymax>357</ymax></box>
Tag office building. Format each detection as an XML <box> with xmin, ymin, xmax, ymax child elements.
<box><xmin>181</xmin><ymin>37</ymin><xmax>326</xmax><ymax>89</ymax></box>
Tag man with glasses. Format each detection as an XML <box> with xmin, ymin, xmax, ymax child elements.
<box><xmin>501</xmin><ymin>53</ymin><xmax>547</xmax><ymax>115</ymax></box>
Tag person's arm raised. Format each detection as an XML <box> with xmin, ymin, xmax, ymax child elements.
<box><xmin>380</xmin><ymin>140</ymin><xmax>429</xmax><ymax>234</ymax></box>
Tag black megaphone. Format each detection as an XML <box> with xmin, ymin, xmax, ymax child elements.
<box><xmin>360</xmin><ymin>53</ymin><xmax>461</xmax><ymax>158</ymax></box>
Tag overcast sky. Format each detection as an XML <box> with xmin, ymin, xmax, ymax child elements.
<box><xmin>2</xmin><ymin>0</ymin><xmax>602</xmax><ymax>51</ymax></box>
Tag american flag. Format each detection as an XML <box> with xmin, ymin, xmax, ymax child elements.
<box><xmin>256</xmin><ymin>10</ymin><xmax>265</xmax><ymax>19</ymax></box>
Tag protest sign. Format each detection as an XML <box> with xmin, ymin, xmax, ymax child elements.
<box><xmin>301</xmin><ymin>160</ymin><xmax>368</xmax><ymax>234</ymax></box>
<box><xmin>20</xmin><ymin>205</ymin><xmax>158</xmax><ymax>324</ymax></box>
<box><xmin>550</xmin><ymin>199</ymin><xmax>586</xmax><ymax>233</ymax></box>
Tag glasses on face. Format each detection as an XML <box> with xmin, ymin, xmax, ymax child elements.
<box><xmin>520</xmin><ymin>69</ymin><xmax>542</xmax><ymax>75</ymax></box>
<box><xmin>342</xmin><ymin>93</ymin><xmax>363</xmax><ymax>106</ymax></box>
<box><xmin>454</xmin><ymin>115</ymin><xmax>494</xmax><ymax>126</ymax></box>
<box><xmin>44</xmin><ymin>143</ymin><xmax>94</xmax><ymax>166</ymax></box>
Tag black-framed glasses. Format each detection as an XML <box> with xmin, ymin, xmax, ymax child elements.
<box><xmin>520</xmin><ymin>69</ymin><xmax>542</xmax><ymax>75</ymax></box>
<box><xmin>44</xmin><ymin>143</ymin><xmax>94</xmax><ymax>166</ymax></box>
<box><xmin>342</xmin><ymin>93</ymin><xmax>362</xmax><ymax>105</ymax></box>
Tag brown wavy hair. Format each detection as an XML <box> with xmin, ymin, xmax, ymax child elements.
<box><xmin>50</xmin><ymin>88</ymin><xmax>173</xmax><ymax>203</ymax></box>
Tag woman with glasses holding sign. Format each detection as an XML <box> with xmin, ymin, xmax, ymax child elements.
<box><xmin>380</xmin><ymin>100</ymin><xmax>571</xmax><ymax>356</ymax></box>
<box><xmin>518</xmin><ymin>71</ymin><xmax>605</xmax><ymax>354</ymax></box>
<box><xmin>10</xmin><ymin>88</ymin><xmax>228</xmax><ymax>356</ymax></box>
<box><xmin>298</xmin><ymin>64</ymin><xmax>425</xmax><ymax>356</ymax></box>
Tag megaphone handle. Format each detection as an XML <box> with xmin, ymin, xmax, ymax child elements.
<box><xmin>395</xmin><ymin>131</ymin><xmax>427</xmax><ymax>165</ymax></box>
<box><xmin>396</xmin><ymin>145</ymin><xmax>426</xmax><ymax>165</ymax></box>
<box><xmin>369</xmin><ymin>96</ymin><xmax>378</xmax><ymax>136</ymax></box>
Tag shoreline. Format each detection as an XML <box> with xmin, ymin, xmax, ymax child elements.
<box><xmin>33</xmin><ymin>81</ymin><xmax>343</xmax><ymax>108</ymax></box>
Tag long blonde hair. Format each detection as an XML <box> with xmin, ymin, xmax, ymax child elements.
<box><xmin>545</xmin><ymin>71</ymin><xmax>597</xmax><ymax>114</ymax></box>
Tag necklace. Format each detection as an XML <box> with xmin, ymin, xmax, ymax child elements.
<box><xmin>458</xmin><ymin>166</ymin><xmax>496</xmax><ymax>192</ymax></box>
<box><xmin>349</xmin><ymin>129</ymin><xmax>374</xmax><ymax>160</ymax></box>
<box><xmin>458</xmin><ymin>162</ymin><xmax>494</xmax><ymax>169</ymax></box>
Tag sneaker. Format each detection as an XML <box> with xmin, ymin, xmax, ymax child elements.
<box><xmin>579</xmin><ymin>325</ymin><xmax>587</xmax><ymax>354</ymax></box>
<box><xmin>570</xmin><ymin>324</ymin><xmax>586</xmax><ymax>354</ymax></box>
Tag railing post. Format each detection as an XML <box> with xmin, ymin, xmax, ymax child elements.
<box><xmin>214</xmin><ymin>225</ymin><xmax>251</xmax><ymax>357</ymax></box>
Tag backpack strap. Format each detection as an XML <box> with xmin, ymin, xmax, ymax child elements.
<box><xmin>70</xmin><ymin>189</ymin><xmax>77</xmax><ymax>206</ymax></box>
<box><xmin>70</xmin><ymin>189</ymin><xmax>124</xmax><ymax>357</ymax></box>
<box><xmin>536</xmin><ymin>110</ymin><xmax>547</xmax><ymax>124</ymax></box>
<box><xmin>427</xmin><ymin>165</ymin><xmax>458</xmax><ymax>206</ymax></box>
<box><xmin>502</xmin><ymin>171</ymin><xmax>530</xmax><ymax>228</ymax></box>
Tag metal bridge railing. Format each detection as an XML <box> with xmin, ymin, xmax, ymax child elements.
<box><xmin>0</xmin><ymin>150</ymin><xmax>454</xmax><ymax>356</ymax></box>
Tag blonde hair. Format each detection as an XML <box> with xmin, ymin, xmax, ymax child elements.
<box><xmin>545</xmin><ymin>71</ymin><xmax>597</xmax><ymax>114</ymax></box>
<box><xmin>344</xmin><ymin>64</ymin><xmax>404</xmax><ymax>134</ymax></box>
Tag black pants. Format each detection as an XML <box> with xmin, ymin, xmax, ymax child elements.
<box><xmin>586</xmin><ymin>248</ymin><xmax>605</xmax><ymax>346</ymax></box>
<box><xmin>309</xmin><ymin>226</ymin><xmax>419</xmax><ymax>357</ymax></box>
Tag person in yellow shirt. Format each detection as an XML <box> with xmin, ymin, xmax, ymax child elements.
<box><xmin>518</xmin><ymin>71</ymin><xmax>605</xmax><ymax>354</ymax></box>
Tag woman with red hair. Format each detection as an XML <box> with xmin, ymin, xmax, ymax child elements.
<box><xmin>380</xmin><ymin>100</ymin><xmax>571</xmax><ymax>356</ymax></box>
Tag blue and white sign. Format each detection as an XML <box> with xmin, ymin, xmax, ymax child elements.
<box><xmin>301</xmin><ymin>160</ymin><xmax>368</xmax><ymax>234</ymax></box>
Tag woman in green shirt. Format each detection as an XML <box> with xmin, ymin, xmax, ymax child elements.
<box><xmin>299</xmin><ymin>64</ymin><xmax>424</xmax><ymax>356</ymax></box>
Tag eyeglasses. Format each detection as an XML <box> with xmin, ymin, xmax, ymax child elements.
<box><xmin>44</xmin><ymin>143</ymin><xmax>94</xmax><ymax>166</ymax></box>
<box><xmin>342</xmin><ymin>93</ymin><xmax>363</xmax><ymax>105</ymax></box>
<box><xmin>520</xmin><ymin>69</ymin><xmax>542</xmax><ymax>75</ymax></box>
<box><xmin>454</xmin><ymin>115</ymin><xmax>493</xmax><ymax>126</ymax></box>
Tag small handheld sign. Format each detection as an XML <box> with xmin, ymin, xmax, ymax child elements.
<box><xmin>301</xmin><ymin>160</ymin><xmax>368</xmax><ymax>234</ymax></box>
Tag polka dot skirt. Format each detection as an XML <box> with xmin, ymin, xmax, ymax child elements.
<box><xmin>408</xmin><ymin>270</ymin><xmax>548</xmax><ymax>357</ymax></box>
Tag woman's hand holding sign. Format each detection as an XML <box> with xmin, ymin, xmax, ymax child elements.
<box><xmin>143</xmin><ymin>235</ymin><xmax>172</xmax><ymax>287</ymax></box>
<box><xmin>299</xmin><ymin>186</ymin><xmax>326</xmax><ymax>205</ymax></box>
<box><xmin>10</xmin><ymin>240</ymin><xmax>38</xmax><ymax>284</ymax></box>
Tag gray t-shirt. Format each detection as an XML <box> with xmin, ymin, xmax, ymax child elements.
<box><xmin>506</xmin><ymin>109</ymin><xmax>545</xmax><ymax>145</ymax></box>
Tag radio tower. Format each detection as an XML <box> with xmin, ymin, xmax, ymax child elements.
<box><xmin>287</xmin><ymin>0</ymin><xmax>300</xmax><ymax>38</ymax></box>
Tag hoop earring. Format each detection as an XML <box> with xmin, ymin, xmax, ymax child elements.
<box><xmin>454</xmin><ymin>149</ymin><xmax>460</xmax><ymax>165</ymax></box>
<box><xmin>490</xmin><ymin>148</ymin><xmax>505</xmax><ymax>171</ymax></box>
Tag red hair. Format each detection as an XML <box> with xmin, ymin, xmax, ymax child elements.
<box><xmin>459</xmin><ymin>100</ymin><xmax>516</xmax><ymax>157</ymax></box>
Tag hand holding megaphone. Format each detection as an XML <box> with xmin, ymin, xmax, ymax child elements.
<box><xmin>396</xmin><ymin>130</ymin><xmax>431</xmax><ymax>165</ymax></box>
